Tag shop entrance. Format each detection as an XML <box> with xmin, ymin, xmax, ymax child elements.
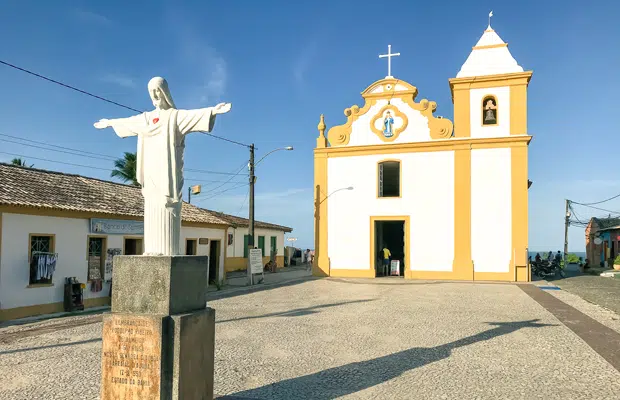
<box><xmin>374</xmin><ymin>219</ymin><xmax>406</xmax><ymax>277</ymax></box>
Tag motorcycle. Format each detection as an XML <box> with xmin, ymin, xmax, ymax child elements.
<box><xmin>532</xmin><ymin>258</ymin><xmax>565</xmax><ymax>278</ymax></box>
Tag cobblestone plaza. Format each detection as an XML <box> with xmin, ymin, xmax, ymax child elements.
<box><xmin>1</xmin><ymin>278</ymin><xmax>620</xmax><ymax>399</ymax></box>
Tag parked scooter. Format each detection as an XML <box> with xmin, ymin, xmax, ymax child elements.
<box><xmin>532</xmin><ymin>258</ymin><xmax>565</xmax><ymax>278</ymax></box>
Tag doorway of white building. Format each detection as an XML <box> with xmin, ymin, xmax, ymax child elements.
<box><xmin>209</xmin><ymin>239</ymin><xmax>221</xmax><ymax>283</ymax></box>
<box><xmin>373</xmin><ymin>219</ymin><xmax>406</xmax><ymax>277</ymax></box>
<box><xmin>124</xmin><ymin>237</ymin><xmax>143</xmax><ymax>255</ymax></box>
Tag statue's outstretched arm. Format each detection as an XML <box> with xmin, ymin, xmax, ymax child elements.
<box><xmin>94</xmin><ymin>114</ymin><xmax>146</xmax><ymax>138</ymax></box>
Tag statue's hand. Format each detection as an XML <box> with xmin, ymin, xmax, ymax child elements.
<box><xmin>213</xmin><ymin>103</ymin><xmax>232</xmax><ymax>115</ymax></box>
<box><xmin>93</xmin><ymin>119</ymin><xmax>111</xmax><ymax>129</ymax></box>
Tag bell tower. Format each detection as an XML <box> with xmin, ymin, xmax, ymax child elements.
<box><xmin>448</xmin><ymin>17</ymin><xmax>534</xmax><ymax>282</ymax></box>
<box><xmin>449</xmin><ymin>22</ymin><xmax>532</xmax><ymax>138</ymax></box>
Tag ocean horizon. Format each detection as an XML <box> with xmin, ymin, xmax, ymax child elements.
<box><xmin>528</xmin><ymin>250</ymin><xmax>586</xmax><ymax>259</ymax></box>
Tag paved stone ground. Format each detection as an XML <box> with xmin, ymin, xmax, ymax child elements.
<box><xmin>547</xmin><ymin>272</ymin><xmax>620</xmax><ymax>315</ymax></box>
<box><xmin>1</xmin><ymin>278</ymin><xmax>620</xmax><ymax>399</ymax></box>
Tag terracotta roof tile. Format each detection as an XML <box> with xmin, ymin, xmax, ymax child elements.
<box><xmin>0</xmin><ymin>163</ymin><xmax>293</xmax><ymax>232</ymax></box>
<box><xmin>0</xmin><ymin>163</ymin><xmax>227</xmax><ymax>225</ymax></box>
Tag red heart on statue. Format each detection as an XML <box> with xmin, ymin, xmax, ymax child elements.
<box><xmin>153</xmin><ymin>118</ymin><xmax>159</xmax><ymax>124</ymax></box>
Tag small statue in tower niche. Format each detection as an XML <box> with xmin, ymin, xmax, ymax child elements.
<box><xmin>383</xmin><ymin>110</ymin><xmax>394</xmax><ymax>138</ymax></box>
<box><xmin>483</xmin><ymin>97</ymin><xmax>497</xmax><ymax>125</ymax></box>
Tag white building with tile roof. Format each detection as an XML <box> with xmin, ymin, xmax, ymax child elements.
<box><xmin>0</xmin><ymin>163</ymin><xmax>291</xmax><ymax>321</ymax></box>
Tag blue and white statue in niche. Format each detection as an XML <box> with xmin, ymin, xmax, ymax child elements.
<box><xmin>383</xmin><ymin>110</ymin><xmax>394</xmax><ymax>138</ymax></box>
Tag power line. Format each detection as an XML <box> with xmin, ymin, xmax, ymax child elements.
<box><xmin>0</xmin><ymin>138</ymin><xmax>115</xmax><ymax>161</ymax></box>
<box><xmin>237</xmin><ymin>188</ymin><xmax>250</xmax><ymax>214</ymax></box>
<box><xmin>199</xmin><ymin>182</ymin><xmax>248</xmax><ymax>202</ymax></box>
<box><xmin>0</xmin><ymin>132</ymin><xmax>246</xmax><ymax>176</ymax></box>
<box><xmin>0</xmin><ymin>59</ymin><xmax>252</xmax><ymax>148</ymax></box>
<box><xmin>0</xmin><ymin>151</ymin><xmax>114</xmax><ymax>172</ymax></box>
<box><xmin>572</xmin><ymin>192</ymin><xmax>620</xmax><ymax>206</ymax></box>
<box><xmin>0</xmin><ymin>151</ymin><xmax>246</xmax><ymax>199</ymax></box>
<box><xmin>572</xmin><ymin>203</ymin><xmax>620</xmax><ymax>215</ymax></box>
<box><xmin>0</xmin><ymin>60</ymin><xmax>143</xmax><ymax>113</ymax></box>
<box><xmin>200</xmin><ymin>162</ymin><xmax>248</xmax><ymax>195</ymax></box>
<box><xmin>0</xmin><ymin>133</ymin><xmax>117</xmax><ymax>160</ymax></box>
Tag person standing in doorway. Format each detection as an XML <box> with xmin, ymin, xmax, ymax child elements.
<box><xmin>382</xmin><ymin>246</ymin><xmax>391</xmax><ymax>276</ymax></box>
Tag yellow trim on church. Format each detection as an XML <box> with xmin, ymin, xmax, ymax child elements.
<box><xmin>314</xmin><ymin>71</ymin><xmax>532</xmax><ymax>282</ymax></box>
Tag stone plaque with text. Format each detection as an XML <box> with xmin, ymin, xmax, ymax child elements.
<box><xmin>101</xmin><ymin>314</ymin><xmax>163</xmax><ymax>400</ymax></box>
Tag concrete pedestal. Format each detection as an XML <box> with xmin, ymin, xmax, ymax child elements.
<box><xmin>101</xmin><ymin>255</ymin><xmax>215</xmax><ymax>400</ymax></box>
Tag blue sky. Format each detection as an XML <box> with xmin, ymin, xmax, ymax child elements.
<box><xmin>0</xmin><ymin>1</ymin><xmax>618</xmax><ymax>251</ymax></box>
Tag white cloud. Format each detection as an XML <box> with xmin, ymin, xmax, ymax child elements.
<box><xmin>100</xmin><ymin>73</ymin><xmax>136</xmax><ymax>89</ymax></box>
<box><xmin>293</xmin><ymin>41</ymin><xmax>318</xmax><ymax>85</ymax></box>
<box><xmin>72</xmin><ymin>10</ymin><xmax>112</xmax><ymax>26</ymax></box>
<box><xmin>176</xmin><ymin>28</ymin><xmax>227</xmax><ymax>106</ymax></box>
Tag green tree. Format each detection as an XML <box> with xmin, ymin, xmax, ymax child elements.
<box><xmin>566</xmin><ymin>253</ymin><xmax>580</xmax><ymax>264</ymax></box>
<box><xmin>11</xmin><ymin>158</ymin><xmax>33</xmax><ymax>167</ymax></box>
<box><xmin>111</xmin><ymin>152</ymin><xmax>139</xmax><ymax>186</ymax></box>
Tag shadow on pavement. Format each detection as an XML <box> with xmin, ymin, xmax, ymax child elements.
<box><xmin>217</xmin><ymin>299</ymin><xmax>375</xmax><ymax>324</ymax></box>
<box><xmin>0</xmin><ymin>338</ymin><xmax>101</xmax><ymax>355</ymax></box>
<box><xmin>218</xmin><ymin>319</ymin><xmax>553</xmax><ymax>400</ymax></box>
<box><xmin>207</xmin><ymin>276</ymin><xmax>318</xmax><ymax>302</ymax></box>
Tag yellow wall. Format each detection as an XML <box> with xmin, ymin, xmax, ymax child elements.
<box><xmin>0</xmin><ymin>296</ymin><xmax>110</xmax><ymax>322</ymax></box>
<box><xmin>224</xmin><ymin>255</ymin><xmax>285</xmax><ymax>274</ymax></box>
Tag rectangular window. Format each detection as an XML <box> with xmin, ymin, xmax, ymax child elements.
<box><xmin>258</xmin><ymin>236</ymin><xmax>265</xmax><ymax>256</ymax></box>
<box><xmin>29</xmin><ymin>234</ymin><xmax>55</xmax><ymax>285</ymax></box>
<box><xmin>378</xmin><ymin>161</ymin><xmax>400</xmax><ymax>198</ymax></box>
<box><xmin>243</xmin><ymin>234</ymin><xmax>249</xmax><ymax>258</ymax></box>
<box><xmin>88</xmin><ymin>236</ymin><xmax>106</xmax><ymax>281</ymax></box>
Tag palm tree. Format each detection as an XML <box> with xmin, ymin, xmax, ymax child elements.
<box><xmin>111</xmin><ymin>152</ymin><xmax>139</xmax><ymax>186</ymax></box>
<box><xmin>11</xmin><ymin>158</ymin><xmax>33</xmax><ymax>167</ymax></box>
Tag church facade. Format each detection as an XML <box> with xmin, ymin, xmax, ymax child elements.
<box><xmin>313</xmin><ymin>23</ymin><xmax>532</xmax><ymax>282</ymax></box>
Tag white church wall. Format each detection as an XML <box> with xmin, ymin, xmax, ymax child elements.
<box><xmin>469</xmin><ymin>87</ymin><xmax>510</xmax><ymax>139</ymax></box>
<box><xmin>346</xmin><ymin>98</ymin><xmax>434</xmax><ymax>147</ymax></box>
<box><xmin>327</xmin><ymin>151</ymin><xmax>455</xmax><ymax>272</ymax></box>
<box><xmin>471</xmin><ymin>148</ymin><xmax>512</xmax><ymax>273</ymax></box>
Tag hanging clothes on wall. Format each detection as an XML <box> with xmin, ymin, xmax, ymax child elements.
<box><xmin>91</xmin><ymin>279</ymin><xmax>103</xmax><ymax>293</ymax></box>
<box><xmin>30</xmin><ymin>253</ymin><xmax>58</xmax><ymax>283</ymax></box>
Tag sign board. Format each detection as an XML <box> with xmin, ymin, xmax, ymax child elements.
<box><xmin>191</xmin><ymin>185</ymin><xmax>202</xmax><ymax>194</ymax></box>
<box><xmin>390</xmin><ymin>260</ymin><xmax>400</xmax><ymax>276</ymax></box>
<box><xmin>249</xmin><ymin>249</ymin><xmax>263</xmax><ymax>274</ymax></box>
<box><xmin>90</xmin><ymin>219</ymin><xmax>143</xmax><ymax>235</ymax></box>
<box><xmin>286</xmin><ymin>237</ymin><xmax>297</xmax><ymax>242</ymax></box>
<box><xmin>198</xmin><ymin>238</ymin><xmax>209</xmax><ymax>245</ymax></box>
<box><xmin>594</xmin><ymin>237</ymin><xmax>603</xmax><ymax>245</ymax></box>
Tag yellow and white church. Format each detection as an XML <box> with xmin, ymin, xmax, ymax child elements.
<box><xmin>313</xmin><ymin>22</ymin><xmax>532</xmax><ymax>282</ymax></box>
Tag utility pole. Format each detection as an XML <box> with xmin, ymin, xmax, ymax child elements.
<box><xmin>188</xmin><ymin>186</ymin><xmax>192</xmax><ymax>204</ymax></box>
<box><xmin>564</xmin><ymin>199</ymin><xmax>570</xmax><ymax>264</ymax></box>
<box><xmin>247</xmin><ymin>143</ymin><xmax>255</xmax><ymax>285</ymax></box>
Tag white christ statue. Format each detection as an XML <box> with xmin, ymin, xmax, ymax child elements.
<box><xmin>94</xmin><ymin>77</ymin><xmax>232</xmax><ymax>256</ymax></box>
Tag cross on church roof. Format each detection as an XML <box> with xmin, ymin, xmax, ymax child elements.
<box><xmin>379</xmin><ymin>44</ymin><xmax>400</xmax><ymax>79</ymax></box>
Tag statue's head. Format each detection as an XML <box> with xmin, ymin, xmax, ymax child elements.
<box><xmin>148</xmin><ymin>77</ymin><xmax>176</xmax><ymax>110</ymax></box>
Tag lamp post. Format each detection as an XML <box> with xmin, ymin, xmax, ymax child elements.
<box><xmin>187</xmin><ymin>184</ymin><xmax>202</xmax><ymax>204</ymax></box>
<box><xmin>247</xmin><ymin>145</ymin><xmax>294</xmax><ymax>285</ymax></box>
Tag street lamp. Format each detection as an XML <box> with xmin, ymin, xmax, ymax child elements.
<box><xmin>247</xmin><ymin>145</ymin><xmax>294</xmax><ymax>285</ymax></box>
<box><xmin>318</xmin><ymin>186</ymin><xmax>354</xmax><ymax>206</ymax></box>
